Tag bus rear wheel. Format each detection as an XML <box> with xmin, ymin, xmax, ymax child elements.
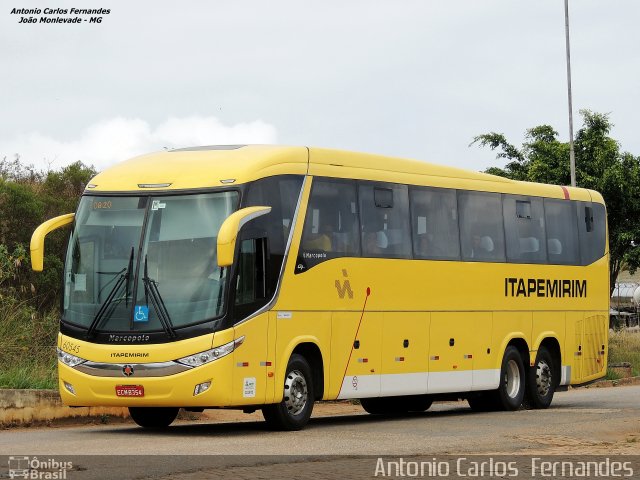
<box><xmin>526</xmin><ymin>346</ymin><xmax>556</xmax><ymax>409</ymax></box>
<box><xmin>128</xmin><ymin>407</ymin><xmax>179</xmax><ymax>428</ymax></box>
<box><xmin>495</xmin><ymin>345</ymin><xmax>525</xmax><ymax>411</ymax></box>
<box><xmin>262</xmin><ymin>354</ymin><xmax>314</xmax><ymax>431</ymax></box>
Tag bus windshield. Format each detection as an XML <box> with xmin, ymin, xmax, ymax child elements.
<box><xmin>63</xmin><ymin>191</ymin><xmax>238</xmax><ymax>334</ymax></box>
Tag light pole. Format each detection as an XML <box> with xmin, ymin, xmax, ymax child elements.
<box><xmin>564</xmin><ymin>0</ymin><xmax>577</xmax><ymax>187</ymax></box>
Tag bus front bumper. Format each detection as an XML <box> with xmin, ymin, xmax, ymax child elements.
<box><xmin>58</xmin><ymin>356</ymin><xmax>235</xmax><ymax>407</ymax></box>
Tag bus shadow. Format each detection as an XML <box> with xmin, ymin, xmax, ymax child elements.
<box><xmin>97</xmin><ymin>406</ymin><xmax>476</xmax><ymax>437</ymax></box>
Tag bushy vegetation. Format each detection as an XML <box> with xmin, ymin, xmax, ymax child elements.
<box><xmin>0</xmin><ymin>156</ymin><xmax>95</xmax><ymax>388</ymax></box>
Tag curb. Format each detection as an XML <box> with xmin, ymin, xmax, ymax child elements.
<box><xmin>0</xmin><ymin>389</ymin><xmax>128</xmax><ymax>427</ymax></box>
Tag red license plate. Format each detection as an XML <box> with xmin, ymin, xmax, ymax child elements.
<box><xmin>115</xmin><ymin>385</ymin><xmax>144</xmax><ymax>397</ymax></box>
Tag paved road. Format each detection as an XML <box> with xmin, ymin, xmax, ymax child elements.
<box><xmin>1</xmin><ymin>386</ymin><xmax>639</xmax><ymax>479</ymax></box>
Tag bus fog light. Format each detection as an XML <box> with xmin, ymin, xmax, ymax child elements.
<box><xmin>63</xmin><ymin>381</ymin><xmax>76</xmax><ymax>395</ymax></box>
<box><xmin>194</xmin><ymin>381</ymin><xmax>211</xmax><ymax>396</ymax></box>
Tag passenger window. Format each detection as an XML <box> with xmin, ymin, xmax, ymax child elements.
<box><xmin>297</xmin><ymin>179</ymin><xmax>360</xmax><ymax>272</ymax></box>
<box><xmin>359</xmin><ymin>183</ymin><xmax>411</xmax><ymax>258</ymax></box>
<box><xmin>503</xmin><ymin>196</ymin><xmax>547</xmax><ymax>263</ymax></box>
<box><xmin>578</xmin><ymin>201</ymin><xmax>606</xmax><ymax>265</ymax></box>
<box><xmin>459</xmin><ymin>191</ymin><xmax>506</xmax><ymax>262</ymax></box>
<box><xmin>410</xmin><ymin>187</ymin><xmax>460</xmax><ymax>260</ymax></box>
<box><xmin>544</xmin><ymin>199</ymin><xmax>580</xmax><ymax>265</ymax></box>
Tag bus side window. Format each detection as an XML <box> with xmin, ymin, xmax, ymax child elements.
<box><xmin>503</xmin><ymin>196</ymin><xmax>546</xmax><ymax>264</ymax></box>
<box><xmin>544</xmin><ymin>199</ymin><xmax>580</xmax><ymax>265</ymax></box>
<box><xmin>458</xmin><ymin>191</ymin><xmax>506</xmax><ymax>262</ymax></box>
<box><xmin>297</xmin><ymin>179</ymin><xmax>360</xmax><ymax>271</ymax></box>
<box><xmin>578</xmin><ymin>201</ymin><xmax>607</xmax><ymax>265</ymax></box>
<box><xmin>409</xmin><ymin>187</ymin><xmax>460</xmax><ymax>260</ymax></box>
<box><xmin>359</xmin><ymin>183</ymin><xmax>411</xmax><ymax>259</ymax></box>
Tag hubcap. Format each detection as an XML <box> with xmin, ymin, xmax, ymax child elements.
<box><xmin>283</xmin><ymin>369</ymin><xmax>308</xmax><ymax>416</ymax></box>
<box><xmin>505</xmin><ymin>359</ymin><xmax>521</xmax><ymax>399</ymax></box>
<box><xmin>536</xmin><ymin>360</ymin><xmax>552</xmax><ymax>397</ymax></box>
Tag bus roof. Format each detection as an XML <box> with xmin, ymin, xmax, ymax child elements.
<box><xmin>86</xmin><ymin>144</ymin><xmax>601</xmax><ymax>203</ymax></box>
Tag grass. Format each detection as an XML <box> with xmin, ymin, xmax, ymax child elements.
<box><xmin>608</xmin><ymin>329</ymin><xmax>640</xmax><ymax>377</ymax></box>
<box><xmin>0</xmin><ymin>296</ymin><xmax>58</xmax><ymax>389</ymax></box>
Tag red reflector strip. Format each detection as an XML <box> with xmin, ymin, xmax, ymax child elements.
<box><xmin>260</xmin><ymin>361</ymin><xmax>272</xmax><ymax>367</ymax></box>
<box><xmin>430</xmin><ymin>355</ymin><xmax>440</xmax><ymax>361</ymax></box>
<box><xmin>464</xmin><ymin>354</ymin><xmax>473</xmax><ymax>359</ymax></box>
<box><xmin>237</xmin><ymin>362</ymin><xmax>249</xmax><ymax>367</ymax></box>
<box><xmin>395</xmin><ymin>357</ymin><xmax>405</xmax><ymax>362</ymax></box>
<box><xmin>357</xmin><ymin>358</ymin><xmax>368</xmax><ymax>363</ymax></box>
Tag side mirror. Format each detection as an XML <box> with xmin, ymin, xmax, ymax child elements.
<box><xmin>217</xmin><ymin>206</ymin><xmax>271</xmax><ymax>267</ymax></box>
<box><xmin>30</xmin><ymin>213</ymin><xmax>75</xmax><ymax>271</ymax></box>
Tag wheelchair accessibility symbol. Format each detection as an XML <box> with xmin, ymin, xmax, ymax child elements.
<box><xmin>134</xmin><ymin>305</ymin><xmax>149</xmax><ymax>322</ymax></box>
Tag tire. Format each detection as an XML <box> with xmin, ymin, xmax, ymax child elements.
<box><xmin>128</xmin><ymin>407</ymin><xmax>179</xmax><ymax>428</ymax></box>
<box><xmin>495</xmin><ymin>345</ymin><xmax>526</xmax><ymax>411</ymax></box>
<box><xmin>262</xmin><ymin>354</ymin><xmax>314</xmax><ymax>430</ymax></box>
<box><xmin>526</xmin><ymin>346</ymin><xmax>556</xmax><ymax>409</ymax></box>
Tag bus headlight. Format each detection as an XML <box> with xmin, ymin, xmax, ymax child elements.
<box><xmin>176</xmin><ymin>336</ymin><xmax>244</xmax><ymax>367</ymax></box>
<box><xmin>56</xmin><ymin>347</ymin><xmax>87</xmax><ymax>367</ymax></box>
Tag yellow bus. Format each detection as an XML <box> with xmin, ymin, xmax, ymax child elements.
<box><xmin>31</xmin><ymin>145</ymin><xmax>609</xmax><ymax>430</ymax></box>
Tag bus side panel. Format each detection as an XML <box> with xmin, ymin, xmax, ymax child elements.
<box><xmin>265</xmin><ymin>311</ymin><xmax>278</xmax><ymax>404</ymax></box>
<box><xmin>531</xmin><ymin>312</ymin><xmax>566</xmax><ymax>365</ymax></box>
<box><xmin>469</xmin><ymin>313</ymin><xmax>494</xmax><ymax>391</ymax></box>
<box><xmin>582</xmin><ymin>311</ymin><xmax>608</xmax><ymax>380</ymax></box>
<box><xmin>380</xmin><ymin>312</ymin><xmax>429</xmax><ymax>396</ymax></box>
<box><xmin>491</xmin><ymin>311</ymin><xmax>532</xmax><ymax>368</ymax></box>
<box><xmin>428</xmin><ymin>312</ymin><xmax>479</xmax><ymax>393</ymax></box>
<box><xmin>231</xmin><ymin>314</ymin><xmax>268</xmax><ymax>406</ymax></box>
<box><xmin>274</xmin><ymin>311</ymin><xmax>331</xmax><ymax>402</ymax></box>
<box><xmin>332</xmin><ymin>311</ymin><xmax>382</xmax><ymax>399</ymax></box>
<box><xmin>565</xmin><ymin>312</ymin><xmax>583</xmax><ymax>382</ymax></box>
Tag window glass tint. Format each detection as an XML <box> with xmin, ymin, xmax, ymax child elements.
<box><xmin>241</xmin><ymin>175</ymin><xmax>303</xmax><ymax>305</ymax></box>
<box><xmin>544</xmin><ymin>199</ymin><xmax>580</xmax><ymax>265</ymax></box>
<box><xmin>459</xmin><ymin>191</ymin><xmax>505</xmax><ymax>262</ymax></box>
<box><xmin>503</xmin><ymin>196</ymin><xmax>547</xmax><ymax>263</ymax></box>
<box><xmin>578</xmin><ymin>201</ymin><xmax>606</xmax><ymax>265</ymax></box>
<box><xmin>297</xmin><ymin>179</ymin><xmax>360</xmax><ymax>271</ymax></box>
<box><xmin>359</xmin><ymin>183</ymin><xmax>411</xmax><ymax>258</ymax></box>
<box><xmin>410</xmin><ymin>187</ymin><xmax>460</xmax><ymax>260</ymax></box>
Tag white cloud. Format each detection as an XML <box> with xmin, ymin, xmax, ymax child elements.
<box><xmin>0</xmin><ymin>116</ymin><xmax>278</xmax><ymax>171</ymax></box>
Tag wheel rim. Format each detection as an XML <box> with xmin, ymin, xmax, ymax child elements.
<box><xmin>505</xmin><ymin>359</ymin><xmax>521</xmax><ymax>399</ymax></box>
<box><xmin>536</xmin><ymin>359</ymin><xmax>552</xmax><ymax>397</ymax></box>
<box><xmin>284</xmin><ymin>369</ymin><xmax>308</xmax><ymax>416</ymax></box>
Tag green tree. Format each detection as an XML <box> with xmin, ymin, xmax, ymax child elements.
<box><xmin>473</xmin><ymin>110</ymin><xmax>640</xmax><ymax>294</ymax></box>
<box><xmin>0</xmin><ymin>157</ymin><xmax>96</xmax><ymax>307</ymax></box>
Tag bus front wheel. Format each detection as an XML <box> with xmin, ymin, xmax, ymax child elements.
<box><xmin>128</xmin><ymin>407</ymin><xmax>179</xmax><ymax>428</ymax></box>
<box><xmin>262</xmin><ymin>354</ymin><xmax>314</xmax><ymax>430</ymax></box>
<box><xmin>495</xmin><ymin>346</ymin><xmax>525</xmax><ymax>411</ymax></box>
<box><xmin>526</xmin><ymin>346</ymin><xmax>556</xmax><ymax>409</ymax></box>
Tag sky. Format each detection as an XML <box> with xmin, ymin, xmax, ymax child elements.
<box><xmin>1</xmin><ymin>0</ymin><xmax>638</xmax><ymax>173</ymax></box>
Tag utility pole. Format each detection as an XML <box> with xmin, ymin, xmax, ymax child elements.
<box><xmin>564</xmin><ymin>0</ymin><xmax>577</xmax><ymax>187</ymax></box>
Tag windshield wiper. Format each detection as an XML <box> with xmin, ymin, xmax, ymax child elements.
<box><xmin>142</xmin><ymin>255</ymin><xmax>177</xmax><ymax>339</ymax></box>
<box><xmin>87</xmin><ymin>248</ymin><xmax>134</xmax><ymax>339</ymax></box>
